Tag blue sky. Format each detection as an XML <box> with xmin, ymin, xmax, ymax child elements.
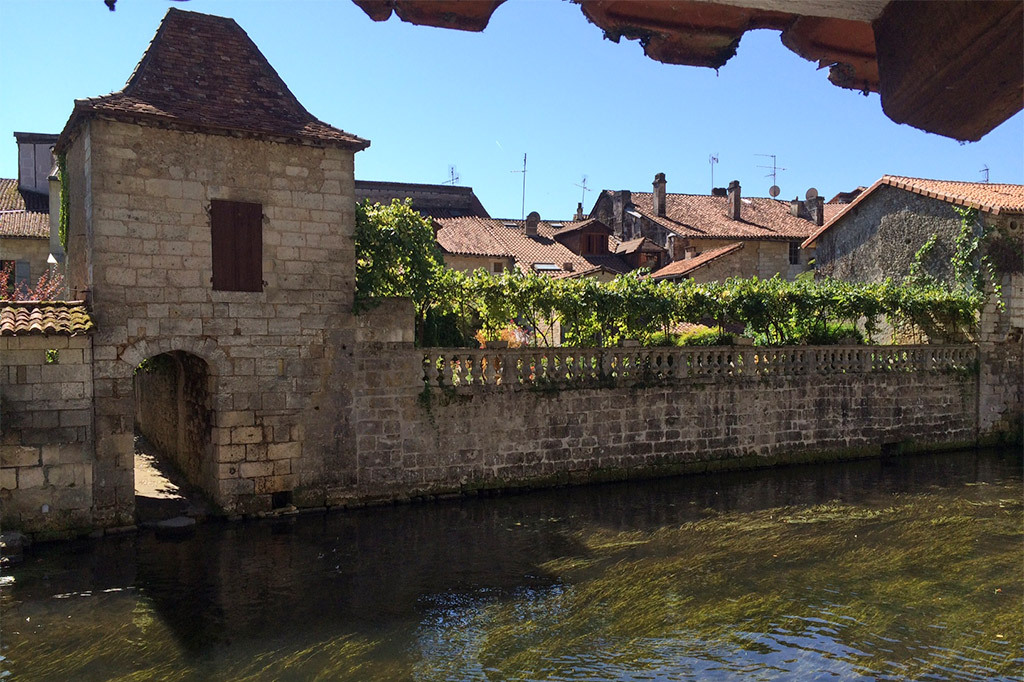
<box><xmin>2</xmin><ymin>0</ymin><xmax>1021</xmax><ymax>220</ymax></box>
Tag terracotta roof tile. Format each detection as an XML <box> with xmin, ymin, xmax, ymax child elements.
<box><xmin>0</xmin><ymin>179</ymin><xmax>50</xmax><ymax>238</ymax></box>
<box><xmin>803</xmin><ymin>175</ymin><xmax>1024</xmax><ymax>247</ymax></box>
<box><xmin>56</xmin><ymin>9</ymin><xmax>368</xmax><ymax>153</ymax></box>
<box><xmin>650</xmin><ymin>242</ymin><xmax>744</xmax><ymax>280</ymax></box>
<box><xmin>0</xmin><ymin>301</ymin><xmax>94</xmax><ymax>336</ymax></box>
<box><xmin>435</xmin><ymin>217</ymin><xmax>630</xmax><ymax>277</ymax></box>
<box><xmin>622</xmin><ymin>191</ymin><xmax>818</xmax><ymax>241</ymax></box>
<box><xmin>614</xmin><ymin>236</ymin><xmax>663</xmax><ymax>255</ymax></box>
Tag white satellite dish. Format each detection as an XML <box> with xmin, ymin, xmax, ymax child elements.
<box><xmin>805</xmin><ymin>187</ymin><xmax>819</xmax><ymax>200</ymax></box>
<box><xmin>769</xmin><ymin>185</ymin><xmax>780</xmax><ymax>198</ymax></box>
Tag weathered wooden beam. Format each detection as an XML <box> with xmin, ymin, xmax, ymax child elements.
<box><xmin>351</xmin><ymin>0</ymin><xmax>506</xmax><ymax>32</ymax></box>
<box><xmin>873</xmin><ymin>0</ymin><xmax>1024</xmax><ymax>141</ymax></box>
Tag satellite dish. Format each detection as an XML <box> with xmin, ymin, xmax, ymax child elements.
<box><xmin>805</xmin><ymin>187</ymin><xmax>819</xmax><ymax>200</ymax></box>
<box><xmin>769</xmin><ymin>185</ymin><xmax>780</xmax><ymax>198</ymax></box>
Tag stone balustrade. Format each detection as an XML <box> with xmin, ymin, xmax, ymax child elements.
<box><xmin>423</xmin><ymin>344</ymin><xmax>977</xmax><ymax>389</ymax></box>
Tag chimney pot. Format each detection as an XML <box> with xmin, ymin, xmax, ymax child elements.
<box><xmin>727</xmin><ymin>180</ymin><xmax>741</xmax><ymax>221</ymax></box>
<box><xmin>524</xmin><ymin>211</ymin><xmax>540</xmax><ymax>236</ymax></box>
<box><xmin>574</xmin><ymin>202</ymin><xmax>584</xmax><ymax>220</ymax></box>
<box><xmin>790</xmin><ymin>198</ymin><xmax>801</xmax><ymax>217</ymax></box>
<box><xmin>563</xmin><ymin>262</ymin><xmax>574</xmax><ymax>272</ymax></box>
<box><xmin>653</xmin><ymin>172</ymin><xmax>667</xmax><ymax>217</ymax></box>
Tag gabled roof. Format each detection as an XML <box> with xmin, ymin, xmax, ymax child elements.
<box><xmin>551</xmin><ymin>218</ymin><xmax>612</xmax><ymax>237</ymax></box>
<box><xmin>0</xmin><ymin>178</ymin><xmax>49</xmax><ymax>239</ymax></box>
<box><xmin>614</xmin><ymin>236</ymin><xmax>664</xmax><ymax>255</ymax></box>
<box><xmin>803</xmin><ymin>175</ymin><xmax>1024</xmax><ymax>248</ymax></box>
<box><xmin>606</xmin><ymin>190</ymin><xmax>818</xmax><ymax>241</ymax></box>
<box><xmin>650</xmin><ymin>242</ymin><xmax>744</xmax><ymax>280</ymax></box>
<box><xmin>56</xmin><ymin>9</ymin><xmax>368</xmax><ymax>153</ymax></box>
<box><xmin>434</xmin><ymin>217</ymin><xmax>630</xmax><ymax>278</ymax></box>
<box><xmin>0</xmin><ymin>302</ymin><xmax>94</xmax><ymax>336</ymax></box>
<box><xmin>355</xmin><ymin>180</ymin><xmax>490</xmax><ymax>218</ymax></box>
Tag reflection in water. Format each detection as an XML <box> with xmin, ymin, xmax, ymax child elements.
<box><xmin>3</xmin><ymin>449</ymin><xmax>1022</xmax><ymax>681</ymax></box>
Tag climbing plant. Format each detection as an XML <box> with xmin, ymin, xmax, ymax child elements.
<box><xmin>58</xmin><ymin>152</ymin><xmax>69</xmax><ymax>252</ymax></box>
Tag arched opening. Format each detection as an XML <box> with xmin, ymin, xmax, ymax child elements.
<box><xmin>133</xmin><ymin>351</ymin><xmax>214</xmax><ymax>522</ymax></box>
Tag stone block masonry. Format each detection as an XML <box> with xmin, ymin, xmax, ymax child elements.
<box><xmin>62</xmin><ymin>119</ymin><xmax>360</xmax><ymax>524</ymax></box>
<box><xmin>305</xmin><ymin>340</ymin><xmax>1012</xmax><ymax>507</ymax></box>
<box><xmin>0</xmin><ymin>335</ymin><xmax>94</xmax><ymax>534</ymax></box>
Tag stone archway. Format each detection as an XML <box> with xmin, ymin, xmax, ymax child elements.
<box><xmin>133</xmin><ymin>351</ymin><xmax>214</xmax><ymax>512</ymax></box>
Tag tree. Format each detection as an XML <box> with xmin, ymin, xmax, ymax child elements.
<box><xmin>353</xmin><ymin>199</ymin><xmax>447</xmax><ymax>345</ymax></box>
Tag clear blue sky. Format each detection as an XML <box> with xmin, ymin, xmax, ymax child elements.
<box><xmin>2</xmin><ymin>0</ymin><xmax>1022</xmax><ymax>220</ymax></box>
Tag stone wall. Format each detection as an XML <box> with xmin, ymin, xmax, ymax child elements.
<box><xmin>62</xmin><ymin>119</ymin><xmax>358</xmax><ymax>522</ymax></box>
<box><xmin>0</xmin><ymin>334</ymin><xmax>94</xmax><ymax>534</ymax></box>
<box><xmin>329</xmin><ymin>341</ymin><xmax>997</xmax><ymax>505</ymax></box>
<box><xmin>134</xmin><ymin>351</ymin><xmax>212</xmax><ymax>489</ymax></box>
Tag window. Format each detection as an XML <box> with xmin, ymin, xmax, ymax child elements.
<box><xmin>789</xmin><ymin>241</ymin><xmax>801</xmax><ymax>265</ymax></box>
<box><xmin>582</xmin><ymin>233</ymin><xmax>607</xmax><ymax>255</ymax></box>
<box><xmin>211</xmin><ymin>199</ymin><xmax>263</xmax><ymax>292</ymax></box>
<box><xmin>493</xmin><ymin>262</ymin><xmax>504</xmax><ymax>273</ymax></box>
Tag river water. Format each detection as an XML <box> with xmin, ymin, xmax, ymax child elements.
<box><xmin>2</xmin><ymin>449</ymin><xmax>1021</xmax><ymax>681</ymax></box>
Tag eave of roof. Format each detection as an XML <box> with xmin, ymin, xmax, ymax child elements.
<box><xmin>802</xmin><ymin>175</ymin><xmax>1024</xmax><ymax>248</ymax></box>
<box><xmin>650</xmin><ymin>242</ymin><xmax>744</xmax><ymax>280</ymax></box>
<box><xmin>0</xmin><ymin>301</ymin><xmax>95</xmax><ymax>336</ymax></box>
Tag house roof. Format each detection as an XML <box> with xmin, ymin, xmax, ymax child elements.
<box><xmin>0</xmin><ymin>178</ymin><xmax>49</xmax><ymax>239</ymax></box>
<box><xmin>611</xmin><ymin>190</ymin><xmax>819</xmax><ymax>241</ymax></box>
<box><xmin>355</xmin><ymin>180</ymin><xmax>490</xmax><ymax>218</ymax></box>
<box><xmin>803</xmin><ymin>175</ymin><xmax>1024</xmax><ymax>248</ymax></box>
<box><xmin>0</xmin><ymin>301</ymin><xmax>94</xmax><ymax>336</ymax></box>
<box><xmin>55</xmin><ymin>9</ymin><xmax>368</xmax><ymax>154</ymax></box>
<box><xmin>614</xmin><ymin>236</ymin><xmax>664</xmax><ymax>255</ymax></box>
<box><xmin>650</xmin><ymin>242</ymin><xmax>745</xmax><ymax>280</ymax></box>
<box><xmin>551</xmin><ymin>218</ymin><xmax>612</xmax><ymax>237</ymax></box>
<box><xmin>434</xmin><ymin>216</ymin><xmax>630</xmax><ymax>278</ymax></box>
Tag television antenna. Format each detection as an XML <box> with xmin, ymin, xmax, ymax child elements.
<box><xmin>980</xmin><ymin>165</ymin><xmax>990</xmax><ymax>183</ymax></box>
<box><xmin>511</xmin><ymin>153</ymin><xmax>527</xmax><ymax>220</ymax></box>
<box><xmin>574</xmin><ymin>175</ymin><xmax>591</xmax><ymax>206</ymax></box>
<box><xmin>442</xmin><ymin>165</ymin><xmax>460</xmax><ymax>186</ymax></box>
<box><xmin>709</xmin><ymin>153</ymin><xmax>719</xmax><ymax>190</ymax></box>
<box><xmin>756</xmin><ymin>153</ymin><xmax>787</xmax><ymax>194</ymax></box>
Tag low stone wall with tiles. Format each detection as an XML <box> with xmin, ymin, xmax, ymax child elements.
<box><xmin>336</xmin><ymin>344</ymin><xmax>999</xmax><ymax>504</ymax></box>
<box><xmin>0</xmin><ymin>334</ymin><xmax>94</xmax><ymax>534</ymax></box>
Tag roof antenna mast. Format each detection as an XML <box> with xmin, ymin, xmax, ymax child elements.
<box><xmin>756</xmin><ymin>153</ymin><xmax>787</xmax><ymax>197</ymax></box>
<box><xmin>511</xmin><ymin>153</ymin><xmax>527</xmax><ymax>220</ymax></box>
<box><xmin>709</xmin><ymin>153</ymin><xmax>719</xmax><ymax>192</ymax></box>
<box><xmin>980</xmin><ymin>165</ymin><xmax>990</xmax><ymax>183</ymax></box>
<box><xmin>443</xmin><ymin>165</ymin><xmax>460</xmax><ymax>186</ymax></box>
<box><xmin>574</xmin><ymin>175</ymin><xmax>591</xmax><ymax>206</ymax></box>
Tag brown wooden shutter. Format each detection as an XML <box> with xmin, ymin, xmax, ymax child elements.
<box><xmin>211</xmin><ymin>199</ymin><xmax>263</xmax><ymax>292</ymax></box>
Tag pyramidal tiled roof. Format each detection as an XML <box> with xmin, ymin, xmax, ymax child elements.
<box><xmin>0</xmin><ymin>302</ymin><xmax>94</xmax><ymax>336</ymax></box>
<box><xmin>56</xmin><ymin>9</ymin><xmax>368</xmax><ymax>153</ymax></box>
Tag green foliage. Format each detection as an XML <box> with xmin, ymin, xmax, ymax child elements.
<box><xmin>58</xmin><ymin>153</ymin><xmax>69</xmax><ymax>252</ymax></box>
<box><xmin>354</xmin><ymin>199</ymin><xmax>447</xmax><ymax>343</ymax></box>
<box><xmin>353</xmin><ymin>209</ymin><xmax>984</xmax><ymax>347</ymax></box>
<box><xmin>677</xmin><ymin>327</ymin><xmax>734</xmax><ymax>346</ymax></box>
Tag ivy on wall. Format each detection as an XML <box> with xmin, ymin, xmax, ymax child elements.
<box><xmin>57</xmin><ymin>152</ymin><xmax>69</xmax><ymax>252</ymax></box>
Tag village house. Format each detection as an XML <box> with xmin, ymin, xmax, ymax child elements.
<box><xmin>589</xmin><ymin>173</ymin><xmax>839</xmax><ymax>282</ymax></box>
<box><xmin>1</xmin><ymin>133</ymin><xmax>60</xmax><ymax>292</ymax></box>
<box><xmin>803</xmin><ymin>175</ymin><xmax>1024</xmax><ymax>336</ymax></box>
<box><xmin>355</xmin><ymin>179</ymin><xmax>489</xmax><ymax>218</ymax></box>
<box><xmin>434</xmin><ymin>212</ymin><xmax>630</xmax><ymax>280</ymax></box>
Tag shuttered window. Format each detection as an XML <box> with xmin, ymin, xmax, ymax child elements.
<box><xmin>210</xmin><ymin>199</ymin><xmax>263</xmax><ymax>292</ymax></box>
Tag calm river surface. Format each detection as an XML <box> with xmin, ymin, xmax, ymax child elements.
<box><xmin>2</xmin><ymin>449</ymin><xmax>1022</xmax><ymax>681</ymax></box>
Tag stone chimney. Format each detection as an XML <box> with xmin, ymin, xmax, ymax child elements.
<box><xmin>652</xmin><ymin>172</ymin><xmax>666</xmax><ymax>217</ymax></box>
<box><xmin>575</xmin><ymin>202</ymin><xmax>585</xmax><ymax>220</ymax></box>
<box><xmin>563</xmin><ymin>261</ymin><xmax>574</xmax><ymax>272</ymax></box>
<box><xmin>809</xmin><ymin>195</ymin><xmax>824</xmax><ymax>226</ymax></box>
<box><xmin>524</xmin><ymin>211</ymin><xmax>540</xmax><ymax>236</ymax></box>
<box><xmin>727</xmin><ymin>180</ymin><xmax>741</xmax><ymax>221</ymax></box>
<box><xmin>611</xmin><ymin>190</ymin><xmax>632</xmax><ymax>239</ymax></box>
<box><xmin>790</xmin><ymin>198</ymin><xmax>801</xmax><ymax>217</ymax></box>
